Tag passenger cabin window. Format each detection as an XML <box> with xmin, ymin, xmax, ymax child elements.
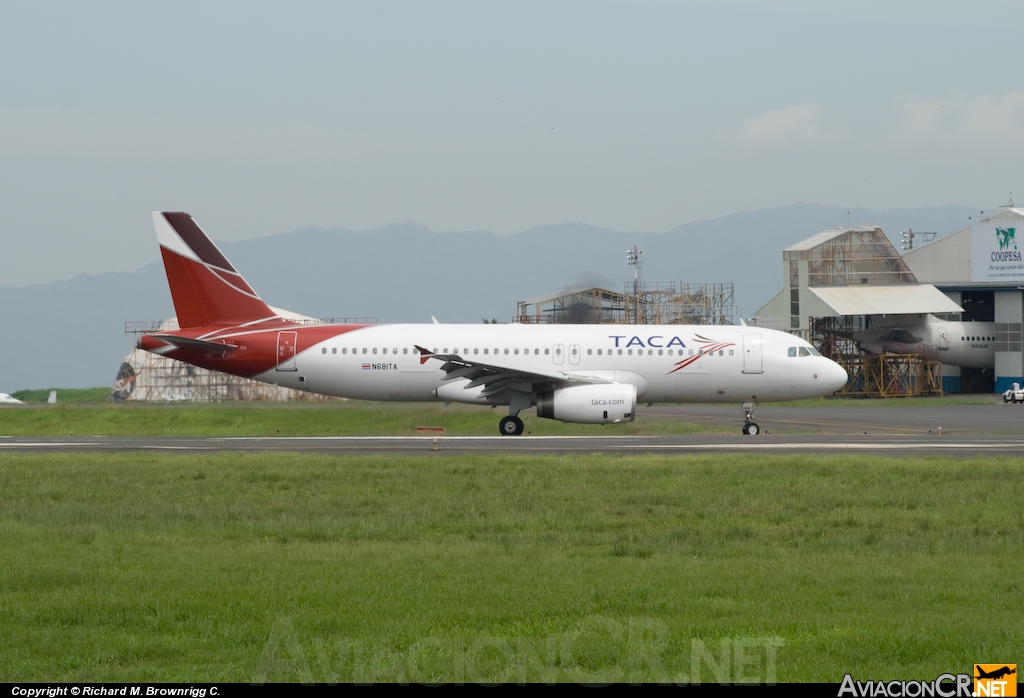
<box><xmin>332</xmin><ymin>348</ymin><xmax>337</xmax><ymax>354</ymax></box>
<box><xmin>544</xmin><ymin>349</ymin><xmax>550</xmax><ymax>355</ymax></box>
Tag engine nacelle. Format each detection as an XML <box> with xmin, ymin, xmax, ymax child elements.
<box><xmin>536</xmin><ymin>384</ymin><xmax>636</xmax><ymax>424</ymax></box>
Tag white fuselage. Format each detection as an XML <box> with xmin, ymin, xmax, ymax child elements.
<box><xmin>253</xmin><ymin>323</ymin><xmax>848</xmax><ymax>405</ymax></box>
<box><xmin>854</xmin><ymin>315</ymin><xmax>995</xmax><ymax>369</ymax></box>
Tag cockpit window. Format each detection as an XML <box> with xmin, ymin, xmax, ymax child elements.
<box><xmin>788</xmin><ymin>347</ymin><xmax>797</xmax><ymax>357</ymax></box>
<box><xmin>798</xmin><ymin>347</ymin><xmax>810</xmax><ymax>357</ymax></box>
<box><xmin>807</xmin><ymin>347</ymin><xmax>821</xmax><ymax>357</ymax></box>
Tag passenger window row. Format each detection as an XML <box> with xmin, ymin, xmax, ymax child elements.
<box><xmin>319</xmin><ymin>346</ymin><xmax>737</xmax><ymax>358</ymax></box>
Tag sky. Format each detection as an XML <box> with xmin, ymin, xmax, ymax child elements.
<box><xmin>2</xmin><ymin>0</ymin><xmax>1023</xmax><ymax>287</ymax></box>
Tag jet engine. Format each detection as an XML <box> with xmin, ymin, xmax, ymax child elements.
<box><xmin>536</xmin><ymin>384</ymin><xmax>636</xmax><ymax>424</ymax></box>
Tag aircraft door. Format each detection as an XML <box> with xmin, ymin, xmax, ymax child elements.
<box><xmin>276</xmin><ymin>331</ymin><xmax>298</xmax><ymax>371</ymax></box>
<box><xmin>937</xmin><ymin>327</ymin><xmax>949</xmax><ymax>350</ymax></box>
<box><xmin>553</xmin><ymin>343</ymin><xmax>564</xmax><ymax>365</ymax></box>
<box><xmin>569</xmin><ymin>343</ymin><xmax>580</xmax><ymax>365</ymax></box>
<box><xmin>742</xmin><ymin>334</ymin><xmax>763</xmax><ymax>374</ymax></box>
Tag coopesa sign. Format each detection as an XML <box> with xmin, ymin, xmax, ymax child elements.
<box><xmin>971</xmin><ymin>214</ymin><xmax>1024</xmax><ymax>282</ymax></box>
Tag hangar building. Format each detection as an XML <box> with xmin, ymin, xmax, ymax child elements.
<box><xmin>755</xmin><ymin>208</ymin><xmax>1024</xmax><ymax>395</ymax></box>
<box><xmin>902</xmin><ymin>207</ymin><xmax>1024</xmax><ymax>393</ymax></box>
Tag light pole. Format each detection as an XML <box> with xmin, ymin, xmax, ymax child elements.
<box><xmin>626</xmin><ymin>245</ymin><xmax>642</xmax><ymax>324</ymax></box>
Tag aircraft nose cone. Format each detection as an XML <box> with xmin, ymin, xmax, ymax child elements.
<box><xmin>827</xmin><ymin>360</ymin><xmax>848</xmax><ymax>392</ymax></box>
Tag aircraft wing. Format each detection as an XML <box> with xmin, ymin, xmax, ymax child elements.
<box><xmin>415</xmin><ymin>345</ymin><xmax>611</xmax><ymax>399</ymax></box>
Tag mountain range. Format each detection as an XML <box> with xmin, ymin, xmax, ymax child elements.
<box><xmin>0</xmin><ymin>203</ymin><xmax>975</xmax><ymax>390</ymax></box>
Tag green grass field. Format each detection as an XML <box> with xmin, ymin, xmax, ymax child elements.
<box><xmin>10</xmin><ymin>387</ymin><xmax>112</xmax><ymax>405</ymax></box>
<box><xmin>0</xmin><ymin>401</ymin><xmax>732</xmax><ymax>437</ymax></box>
<box><xmin>0</xmin><ymin>391</ymin><xmax>1003</xmax><ymax>438</ymax></box>
<box><xmin>0</xmin><ymin>452</ymin><xmax>1019</xmax><ymax>682</ymax></box>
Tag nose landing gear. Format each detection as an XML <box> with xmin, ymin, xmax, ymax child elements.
<box><xmin>742</xmin><ymin>400</ymin><xmax>759</xmax><ymax>436</ymax></box>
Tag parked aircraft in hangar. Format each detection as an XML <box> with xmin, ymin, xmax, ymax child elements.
<box><xmin>852</xmin><ymin>314</ymin><xmax>995</xmax><ymax>369</ymax></box>
<box><xmin>138</xmin><ymin>212</ymin><xmax>848</xmax><ymax>435</ymax></box>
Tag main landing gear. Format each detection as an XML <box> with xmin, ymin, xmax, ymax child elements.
<box><xmin>498</xmin><ymin>391</ymin><xmax>530</xmax><ymax>436</ymax></box>
<box><xmin>499</xmin><ymin>415</ymin><xmax>525</xmax><ymax>436</ymax></box>
<box><xmin>742</xmin><ymin>400</ymin><xmax>759</xmax><ymax>436</ymax></box>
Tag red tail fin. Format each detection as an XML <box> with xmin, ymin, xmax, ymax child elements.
<box><xmin>152</xmin><ymin>212</ymin><xmax>276</xmax><ymax>329</ymax></box>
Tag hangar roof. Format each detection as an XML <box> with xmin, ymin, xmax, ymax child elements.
<box><xmin>785</xmin><ymin>226</ymin><xmax>877</xmax><ymax>252</ymax></box>
<box><xmin>808</xmin><ymin>284</ymin><xmax>963</xmax><ymax>316</ymax></box>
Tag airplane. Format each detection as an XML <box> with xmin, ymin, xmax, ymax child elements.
<box><xmin>852</xmin><ymin>314</ymin><xmax>995</xmax><ymax>369</ymax></box>
<box><xmin>975</xmin><ymin>666</ymin><xmax>1016</xmax><ymax>681</ymax></box>
<box><xmin>137</xmin><ymin>212</ymin><xmax>849</xmax><ymax>435</ymax></box>
<box><xmin>0</xmin><ymin>393</ymin><xmax>23</xmax><ymax>404</ymax></box>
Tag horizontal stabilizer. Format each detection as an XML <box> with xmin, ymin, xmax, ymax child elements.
<box><xmin>150</xmin><ymin>334</ymin><xmax>238</xmax><ymax>356</ymax></box>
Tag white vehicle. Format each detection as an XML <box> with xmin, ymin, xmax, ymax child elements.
<box><xmin>0</xmin><ymin>393</ymin><xmax>23</xmax><ymax>404</ymax></box>
<box><xmin>138</xmin><ymin>212</ymin><xmax>849</xmax><ymax>435</ymax></box>
<box><xmin>1002</xmin><ymin>382</ymin><xmax>1024</xmax><ymax>403</ymax></box>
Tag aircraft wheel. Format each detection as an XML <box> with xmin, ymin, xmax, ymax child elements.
<box><xmin>743</xmin><ymin>422</ymin><xmax>760</xmax><ymax>436</ymax></box>
<box><xmin>499</xmin><ymin>416</ymin><xmax>524</xmax><ymax>436</ymax></box>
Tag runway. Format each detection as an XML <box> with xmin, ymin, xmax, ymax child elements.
<box><xmin>638</xmin><ymin>403</ymin><xmax>1024</xmax><ymax>435</ymax></box>
<box><xmin>2</xmin><ymin>404</ymin><xmax>1022</xmax><ymax>457</ymax></box>
<box><xmin>2</xmin><ymin>434</ymin><xmax>1024</xmax><ymax>456</ymax></box>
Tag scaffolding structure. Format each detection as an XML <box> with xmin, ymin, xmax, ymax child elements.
<box><xmin>788</xmin><ymin>226</ymin><xmax>918</xmax><ymax>286</ymax></box>
<box><xmin>810</xmin><ymin>317</ymin><xmax>943</xmax><ymax>397</ymax></box>
<box><xmin>833</xmin><ymin>354</ymin><xmax>943</xmax><ymax>397</ymax></box>
<box><xmin>113</xmin><ymin>317</ymin><xmax>372</xmax><ymax>402</ymax></box>
<box><xmin>627</xmin><ymin>282</ymin><xmax>735</xmax><ymax>325</ymax></box>
<box><xmin>516</xmin><ymin>282</ymin><xmax>736</xmax><ymax>325</ymax></box>
<box><xmin>515</xmin><ymin>288</ymin><xmax>626</xmax><ymax>324</ymax></box>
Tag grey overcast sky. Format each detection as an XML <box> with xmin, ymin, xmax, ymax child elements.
<box><xmin>1</xmin><ymin>0</ymin><xmax>1022</xmax><ymax>286</ymax></box>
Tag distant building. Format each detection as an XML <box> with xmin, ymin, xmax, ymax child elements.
<box><xmin>111</xmin><ymin>307</ymin><xmax>357</xmax><ymax>402</ymax></box>
<box><xmin>516</xmin><ymin>283</ymin><xmax>736</xmax><ymax>326</ymax></box>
